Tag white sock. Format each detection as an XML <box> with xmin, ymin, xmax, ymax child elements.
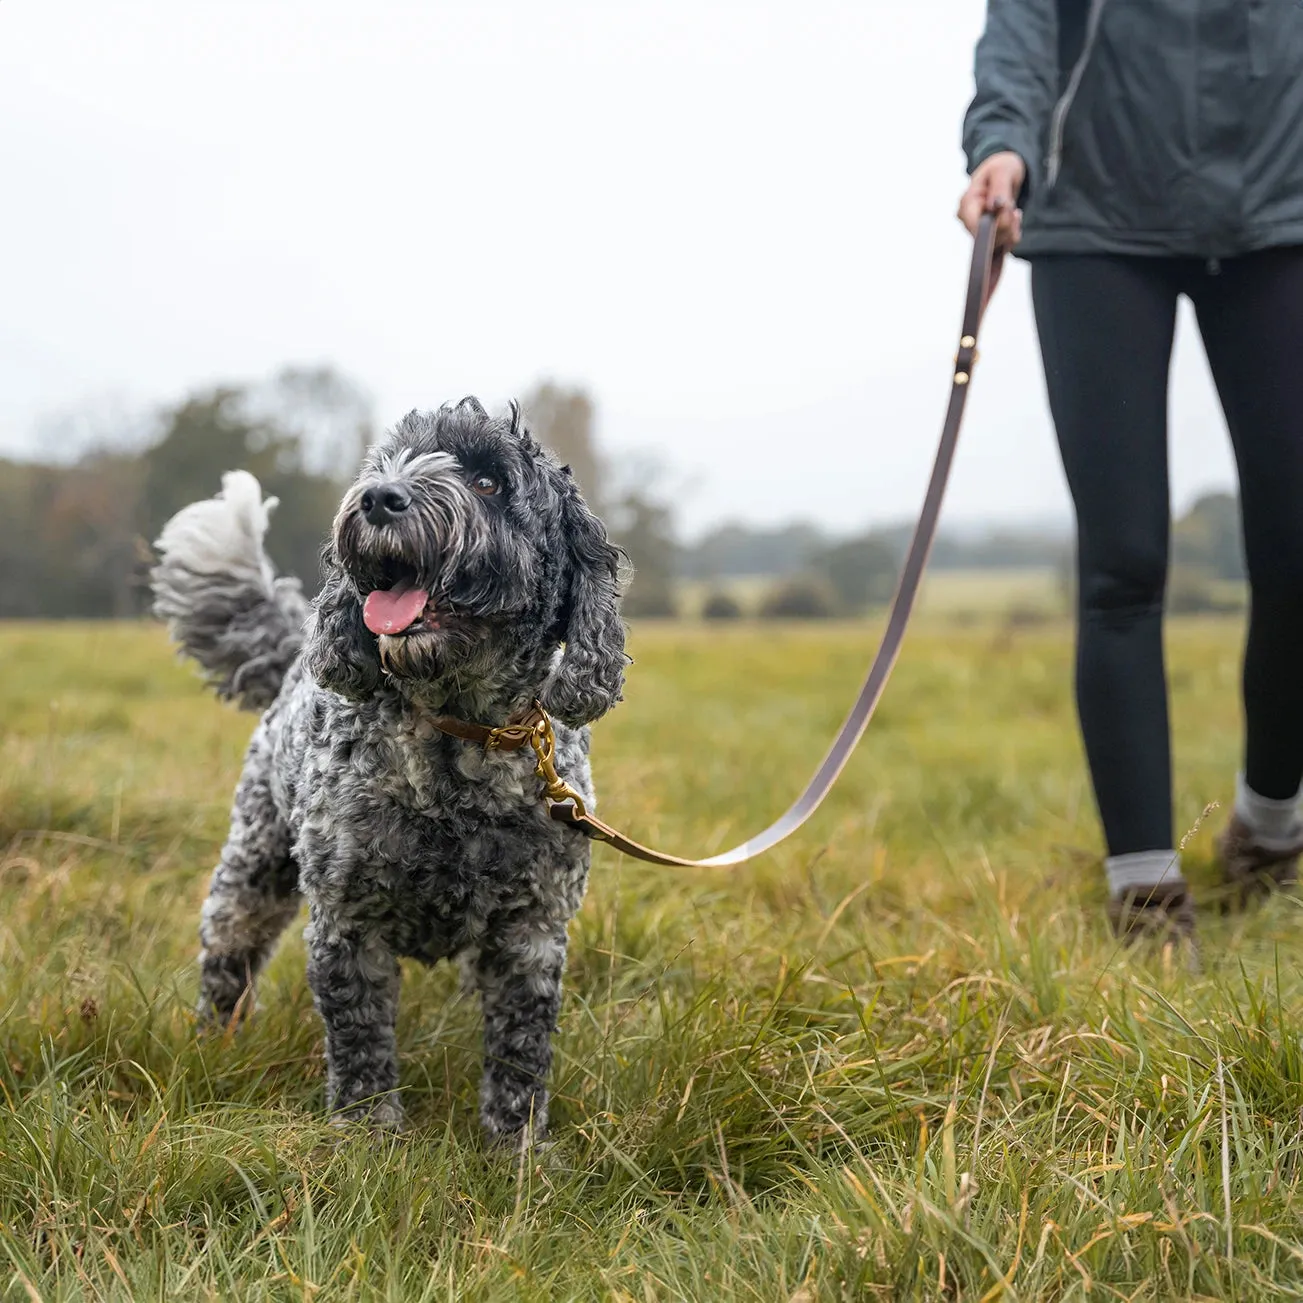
<box><xmin>1105</xmin><ymin>849</ymin><xmax>1184</xmax><ymax>898</ymax></box>
<box><xmin>1235</xmin><ymin>773</ymin><xmax>1303</xmax><ymax>851</ymax></box>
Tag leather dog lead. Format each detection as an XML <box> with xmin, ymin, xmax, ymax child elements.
<box><xmin>437</xmin><ymin>212</ymin><xmax>1004</xmax><ymax>868</ymax></box>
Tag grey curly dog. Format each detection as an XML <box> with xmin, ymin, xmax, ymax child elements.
<box><xmin>152</xmin><ymin>398</ymin><xmax>626</xmax><ymax>1146</ymax></box>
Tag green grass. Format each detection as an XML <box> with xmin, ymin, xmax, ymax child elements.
<box><xmin>2</xmin><ymin>616</ymin><xmax>1302</xmax><ymax>1300</ymax></box>
<box><xmin>914</xmin><ymin>569</ymin><xmax>1062</xmax><ymax>618</ymax></box>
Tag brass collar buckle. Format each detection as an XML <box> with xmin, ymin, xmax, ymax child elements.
<box><xmin>486</xmin><ymin>704</ymin><xmax>588</xmax><ymax>818</ymax></box>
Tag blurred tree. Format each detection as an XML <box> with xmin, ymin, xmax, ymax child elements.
<box><xmin>758</xmin><ymin>575</ymin><xmax>839</xmax><ymax>619</ymax></box>
<box><xmin>521</xmin><ymin>380</ymin><xmax>680</xmax><ymax>619</ymax></box>
<box><xmin>701</xmin><ymin>590</ymin><xmax>743</xmax><ymax>620</ymax></box>
<box><xmin>609</xmin><ymin>491</ymin><xmax>677</xmax><ymax>618</ymax></box>
<box><xmin>703</xmin><ymin>591</ymin><xmax>745</xmax><ymax>620</ymax></box>
<box><xmin>250</xmin><ymin>365</ymin><xmax>375</xmax><ymax>478</ymax></box>
<box><xmin>0</xmin><ymin>455</ymin><xmax>145</xmax><ymax>617</ymax></box>
<box><xmin>140</xmin><ymin>388</ymin><xmax>290</xmax><ymax>539</ymax></box>
<box><xmin>0</xmin><ymin>461</ymin><xmax>63</xmax><ymax>617</ymax></box>
<box><xmin>810</xmin><ymin>534</ymin><xmax>900</xmax><ymax>613</ymax></box>
<box><xmin>1173</xmin><ymin>492</ymin><xmax>1244</xmax><ymax>581</ymax></box>
<box><xmin>521</xmin><ymin>382</ymin><xmax>604</xmax><ymax>511</ymax></box>
<box><xmin>47</xmin><ymin>453</ymin><xmax>147</xmax><ymax>617</ymax></box>
<box><xmin>681</xmin><ymin>522</ymin><xmax>827</xmax><ymax>579</ymax></box>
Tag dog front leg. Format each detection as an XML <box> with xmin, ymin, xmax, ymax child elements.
<box><xmin>475</xmin><ymin>923</ymin><xmax>567</xmax><ymax>1148</ymax></box>
<box><xmin>305</xmin><ymin>908</ymin><xmax>404</xmax><ymax>1129</ymax></box>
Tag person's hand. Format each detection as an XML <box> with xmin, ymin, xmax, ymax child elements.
<box><xmin>958</xmin><ymin>151</ymin><xmax>1026</xmax><ymax>250</ymax></box>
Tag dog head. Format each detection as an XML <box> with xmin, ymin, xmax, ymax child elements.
<box><xmin>303</xmin><ymin>398</ymin><xmax>627</xmax><ymax>726</ymax></box>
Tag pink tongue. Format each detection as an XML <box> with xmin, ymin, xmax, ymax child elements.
<box><xmin>363</xmin><ymin>582</ymin><xmax>429</xmax><ymax>635</ymax></box>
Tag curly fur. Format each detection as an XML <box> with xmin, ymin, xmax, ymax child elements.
<box><xmin>154</xmin><ymin>399</ymin><xmax>627</xmax><ymax>1145</ymax></box>
<box><xmin>152</xmin><ymin>471</ymin><xmax>310</xmax><ymax>712</ymax></box>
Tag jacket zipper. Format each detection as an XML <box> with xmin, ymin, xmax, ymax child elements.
<box><xmin>1046</xmin><ymin>0</ymin><xmax>1111</xmax><ymax>190</ymax></box>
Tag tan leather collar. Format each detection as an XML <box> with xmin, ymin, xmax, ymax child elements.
<box><xmin>425</xmin><ymin>702</ymin><xmax>545</xmax><ymax>751</ymax></box>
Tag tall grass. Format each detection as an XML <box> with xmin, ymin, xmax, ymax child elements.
<box><xmin>2</xmin><ymin>616</ymin><xmax>1301</xmax><ymax>1300</ymax></box>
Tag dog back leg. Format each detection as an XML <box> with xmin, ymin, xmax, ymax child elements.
<box><xmin>198</xmin><ymin>729</ymin><xmax>301</xmax><ymax>1023</ymax></box>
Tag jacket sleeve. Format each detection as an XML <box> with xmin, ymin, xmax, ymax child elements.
<box><xmin>962</xmin><ymin>0</ymin><xmax>1059</xmax><ymax>196</ymax></box>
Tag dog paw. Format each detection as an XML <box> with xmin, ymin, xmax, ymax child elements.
<box><xmin>193</xmin><ymin>999</ymin><xmax>249</xmax><ymax>1033</ymax></box>
<box><xmin>483</xmin><ymin>1121</ymin><xmax>550</xmax><ymax>1156</ymax></box>
<box><xmin>329</xmin><ymin>1094</ymin><xmax>408</xmax><ymax>1134</ymax></box>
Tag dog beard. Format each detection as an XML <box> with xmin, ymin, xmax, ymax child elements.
<box><xmin>375</xmin><ymin>616</ymin><xmax>493</xmax><ymax>685</ymax></box>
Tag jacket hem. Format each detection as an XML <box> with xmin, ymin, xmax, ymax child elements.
<box><xmin>1014</xmin><ymin>218</ymin><xmax>1303</xmax><ymax>260</ymax></box>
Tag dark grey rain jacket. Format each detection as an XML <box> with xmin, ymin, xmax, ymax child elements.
<box><xmin>963</xmin><ymin>0</ymin><xmax>1303</xmax><ymax>258</ymax></box>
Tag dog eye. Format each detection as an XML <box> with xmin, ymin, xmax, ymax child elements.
<box><xmin>470</xmin><ymin>473</ymin><xmax>501</xmax><ymax>497</ymax></box>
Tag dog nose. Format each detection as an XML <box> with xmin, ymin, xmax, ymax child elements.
<box><xmin>360</xmin><ymin>483</ymin><xmax>411</xmax><ymax>526</ymax></box>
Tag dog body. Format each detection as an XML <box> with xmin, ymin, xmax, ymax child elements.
<box><xmin>153</xmin><ymin>400</ymin><xmax>625</xmax><ymax>1143</ymax></box>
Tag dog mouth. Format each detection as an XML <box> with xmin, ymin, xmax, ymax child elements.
<box><xmin>360</xmin><ymin>559</ymin><xmax>444</xmax><ymax>637</ymax></box>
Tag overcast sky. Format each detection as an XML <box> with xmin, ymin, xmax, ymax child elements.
<box><xmin>1</xmin><ymin>1</ymin><xmax>1238</xmax><ymax>537</ymax></box>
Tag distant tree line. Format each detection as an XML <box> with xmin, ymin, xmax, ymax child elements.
<box><xmin>0</xmin><ymin>366</ymin><xmax>371</xmax><ymax>619</ymax></box>
<box><xmin>0</xmin><ymin>372</ymin><xmax>682</xmax><ymax>622</ymax></box>
<box><xmin>678</xmin><ymin>519</ymin><xmax>1070</xmax><ymax>581</ymax></box>
<box><xmin>693</xmin><ymin>493</ymin><xmax>1245</xmax><ymax>620</ymax></box>
<box><xmin>0</xmin><ymin>366</ymin><xmax>1247</xmax><ymax>622</ymax></box>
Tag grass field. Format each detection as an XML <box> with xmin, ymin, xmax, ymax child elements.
<box><xmin>676</xmin><ymin>568</ymin><xmax>1066</xmax><ymax>620</ymax></box>
<box><xmin>3</xmin><ymin>615</ymin><xmax>1303</xmax><ymax>1300</ymax></box>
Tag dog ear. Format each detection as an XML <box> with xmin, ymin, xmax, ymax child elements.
<box><xmin>540</xmin><ymin>480</ymin><xmax>628</xmax><ymax>727</ymax></box>
<box><xmin>303</xmin><ymin>551</ymin><xmax>383</xmax><ymax>701</ymax></box>
<box><xmin>507</xmin><ymin>399</ymin><xmax>526</xmax><ymax>438</ymax></box>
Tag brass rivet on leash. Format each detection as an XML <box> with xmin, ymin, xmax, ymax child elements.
<box><xmin>955</xmin><ymin>334</ymin><xmax>979</xmax><ymax>386</ymax></box>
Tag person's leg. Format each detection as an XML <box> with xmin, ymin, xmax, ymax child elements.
<box><xmin>1191</xmin><ymin>247</ymin><xmax>1303</xmax><ymax>886</ymax></box>
<box><xmin>1031</xmin><ymin>254</ymin><xmax>1190</xmax><ymax>929</ymax></box>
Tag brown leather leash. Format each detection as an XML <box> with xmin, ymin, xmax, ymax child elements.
<box><xmin>433</xmin><ymin>213</ymin><xmax>1004</xmax><ymax>868</ymax></box>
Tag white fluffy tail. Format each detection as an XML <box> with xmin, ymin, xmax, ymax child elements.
<box><xmin>152</xmin><ymin>471</ymin><xmax>310</xmax><ymax>712</ymax></box>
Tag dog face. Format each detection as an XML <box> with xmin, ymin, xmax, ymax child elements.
<box><xmin>304</xmin><ymin>398</ymin><xmax>626</xmax><ymax>725</ymax></box>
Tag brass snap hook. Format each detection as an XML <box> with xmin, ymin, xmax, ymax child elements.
<box><xmin>526</xmin><ymin>710</ymin><xmax>588</xmax><ymax>817</ymax></box>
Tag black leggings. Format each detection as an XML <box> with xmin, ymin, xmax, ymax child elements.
<box><xmin>1031</xmin><ymin>247</ymin><xmax>1303</xmax><ymax>856</ymax></box>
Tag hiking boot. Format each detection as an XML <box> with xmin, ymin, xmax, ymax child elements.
<box><xmin>1106</xmin><ymin>881</ymin><xmax>1196</xmax><ymax>945</ymax></box>
<box><xmin>1215</xmin><ymin>813</ymin><xmax>1303</xmax><ymax>899</ymax></box>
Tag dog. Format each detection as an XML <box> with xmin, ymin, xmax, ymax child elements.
<box><xmin>152</xmin><ymin>398</ymin><xmax>626</xmax><ymax>1145</ymax></box>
